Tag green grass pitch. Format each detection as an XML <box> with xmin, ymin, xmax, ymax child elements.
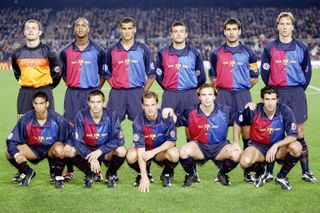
<box><xmin>0</xmin><ymin>69</ymin><xmax>319</xmax><ymax>212</ymax></box>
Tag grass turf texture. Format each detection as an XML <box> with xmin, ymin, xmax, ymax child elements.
<box><xmin>0</xmin><ymin>69</ymin><xmax>319</xmax><ymax>213</ymax></box>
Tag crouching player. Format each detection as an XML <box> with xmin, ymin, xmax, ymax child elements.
<box><xmin>73</xmin><ymin>90</ymin><xmax>127</xmax><ymax>188</ymax></box>
<box><xmin>171</xmin><ymin>83</ymin><xmax>241</xmax><ymax>187</ymax></box>
<box><xmin>126</xmin><ymin>91</ymin><xmax>179</xmax><ymax>192</ymax></box>
<box><xmin>6</xmin><ymin>92</ymin><xmax>72</xmax><ymax>189</ymax></box>
<box><xmin>238</xmin><ymin>86</ymin><xmax>302</xmax><ymax>190</ymax></box>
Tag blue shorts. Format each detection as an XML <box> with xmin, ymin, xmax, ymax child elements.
<box><xmin>107</xmin><ymin>88</ymin><xmax>143</xmax><ymax>121</ymax></box>
<box><xmin>278</xmin><ymin>87</ymin><xmax>307</xmax><ymax>124</ymax></box>
<box><xmin>17</xmin><ymin>86</ymin><xmax>54</xmax><ymax>115</ymax></box>
<box><xmin>64</xmin><ymin>87</ymin><xmax>96</xmax><ymax>123</ymax></box>
<box><xmin>161</xmin><ymin>89</ymin><xmax>199</xmax><ymax>117</ymax></box>
<box><xmin>248</xmin><ymin>140</ymin><xmax>272</xmax><ymax>157</ymax></box>
<box><xmin>28</xmin><ymin>144</ymin><xmax>52</xmax><ymax>164</ymax></box>
<box><xmin>196</xmin><ymin>140</ymin><xmax>230</xmax><ymax>162</ymax></box>
<box><xmin>216</xmin><ymin>89</ymin><xmax>252</xmax><ymax>117</ymax></box>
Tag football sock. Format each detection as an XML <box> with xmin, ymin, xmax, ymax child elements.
<box><xmin>242</xmin><ymin>138</ymin><xmax>249</xmax><ymax>150</ymax></box>
<box><xmin>50</xmin><ymin>158</ymin><xmax>66</xmax><ymax>177</ymax></box>
<box><xmin>266</xmin><ymin>161</ymin><xmax>275</xmax><ymax>174</ymax></box>
<box><xmin>72</xmin><ymin>155</ymin><xmax>92</xmax><ymax>176</ymax></box>
<box><xmin>162</xmin><ymin>160</ymin><xmax>178</xmax><ymax>175</ymax></box>
<box><xmin>106</xmin><ymin>156</ymin><xmax>125</xmax><ymax>177</ymax></box>
<box><xmin>128</xmin><ymin>161</ymin><xmax>140</xmax><ymax>173</ymax></box>
<box><xmin>219</xmin><ymin>159</ymin><xmax>238</xmax><ymax>174</ymax></box>
<box><xmin>298</xmin><ymin>138</ymin><xmax>309</xmax><ymax>173</ymax></box>
<box><xmin>180</xmin><ymin>157</ymin><xmax>195</xmax><ymax>175</ymax></box>
<box><xmin>278</xmin><ymin>154</ymin><xmax>299</xmax><ymax>178</ymax></box>
<box><xmin>66</xmin><ymin>157</ymin><xmax>74</xmax><ymax>173</ymax></box>
<box><xmin>8</xmin><ymin>158</ymin><xmax>31</xmax><ymax>174</ymax></box>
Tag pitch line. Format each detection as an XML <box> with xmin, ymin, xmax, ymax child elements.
<box><xmin>308</xmin><ymin>85</ymin><xmax>320</xmax><ymax>93</ymax></box>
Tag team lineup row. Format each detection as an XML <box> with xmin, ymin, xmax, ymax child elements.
<box><xmin>8</xmin><ymin>11</ymin><xmax>315</xmax><ymax>191</ymax></box>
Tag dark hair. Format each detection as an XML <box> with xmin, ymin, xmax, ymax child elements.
<box><xmin>119</xmin><ymin>17</ymin><xmax>136</xmax><ymax>28</ymax></box>
<box><xmin>171</xmin><ymin>21</ymin><xmax>188</xmax><ymax>33</ymax></box>
<box><xmin>141</xmin><ymin>91</ymin><xmax>159</xmax><ymax>104</ymax></box>
<box><xmin>88</xmin><ymin>90</ymin><xmax>105</xmax><ymax>102</ymax></box>
<box><xmin>33</xmin><ymin>91</ymin><xmax>48</xmax><ymax>102</ymax></box>
<box><xmin>224</xmin><ymin>18</ymin><xmax>241</xmax><ymax>30</ymax></box>
<box><xmin>197</xmin><ymin>83</ymin><xmax>217</xmax><ymax>96</ymax></box>
<box><xmin>260</xmin><ymin>86</ymin><xmax>279</xmax><ymax>99</ymax></box>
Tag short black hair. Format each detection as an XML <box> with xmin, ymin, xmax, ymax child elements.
<box><xmin>119</xmin><ymin>17</ymin><xmax>136</xmax><ymax>28</ymax></box>
<box><xmin>260</xmin><ymin>86</ymin><xmax>279</xmax><ymax>99</ymax></box>
<box><xmin>33</xmin><ymin>91</ymin><xmax>48</xmax><ymax>102</ymax></box>
<box><xmin>88</xmin><ymin>90</ymin><xmax>105</xmax><ymax>102</ymax></box>
<box><xmin>224</xmin><ymin>18</ymin><xmax>241</xmax><ymax>30</ymax></box>
<box><xmin>171</xmin><ymin>21</ymin><xmax>188</xmax><ymax>33</ymax></box>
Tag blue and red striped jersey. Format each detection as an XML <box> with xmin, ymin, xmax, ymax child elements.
<box><xmin>6</xmin><ymin>110</ymin><xmax>72</xmax><ymax>157</ymax></box>
<box><xmin>209</xmin><ymin>43</ymin><xmax>259</xmax><ymax>91</ymax></box>
<box><xmin>178</xmin><ymin>103</ymin><xmax>234</xmax><ymax>145</ymax></box>
<box><xmin>260</xmin><ymin>39</ymin><xmax>312</xmax><ymax>90</ymax></box>
<box><xmin>155</xmin><ymin>43</ymin><xmax>206</xmax><ymax>91</ymax></box>
<box><xmin>237</xmin><ymin>103</ymin><xmax>298</xmax><ymax>145</ymax></box>
<box><xmin>132</xmin><ymin>109</ymin><xmax>176</xmax><ymax>150</ymax></box>
<box><xmin>60</xmin><ymin>40</ymin><xmax>107</xmax><ymax>89</ymax></box>
<box><xmin>74</xmin><ymin>108</ymin><xmax>125</xmax><ymax>158</ymax></box>
<box><xmin>105</xmin><ymin>40</ymin><xmax>155</xmax><ymax>89</ymax></box>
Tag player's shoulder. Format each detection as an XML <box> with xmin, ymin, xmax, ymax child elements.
<box><xmin>187</xmin><ymin>43</ymin><xmax>201</xmax><ymax>55</ymax></box>
<box><xmin>294</xmin><ymin>39</ymin><xmax>308</xmax><ymax>50</ymax></box>
<box><xmin>60</xmin><ymin>41</ymin><xmax>74</xmax><ymax>53</ymax></box>
<box><xmin>90</xmin><ymin>40</ymin><xmax>105</xmax><ymax>51</ymax></box>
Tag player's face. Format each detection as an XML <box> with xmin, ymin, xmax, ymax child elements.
<box><xmin>171</xmin><ymin>26</ymin><xmax>188</xmax><ymax>44</ymax></box>
<box><xmin>142</xmin><ymin>97</ymin><xmax>158</xmax><ymax>120</ymax></box>
<box><xmin>224</xmin><ymin>24</ymin><xmax>241</xmax><ymax>44</ymax></box>
<box><xmin>24</xmin><ymin>22</ymin><xmax>42</xmax><ymax>41</ymax></box>
<box><xmin>262</xmin><ymin>93</ymin><xmax>278</xmax><ymax>114</ymax></box>
<box><xmin>277</xmin><ymin>17</ymin><xmax>294</xmax><ymax>38</ymax></box>
<box><xmin>199</xmin><ymin>87</ymin><xmax>215</xmax><ymax>107</ymax></box>
<box><xmin>32</xmin><ymin>97</ymin><xmax>49</xmax><ymax>115</ymax></box>
<box><xmin>120</xmin><ymin>22</ymin><xmax>136</xmax><ymax>42</ymax></box>
<box><xmin>88</xmin><ymin>95</ymin><xmax>104</xmax><ymax>114</ymax></box>
<box><xmin>74</xmin><ymin>19</ymin><xmax>90</xmax><ymax>39</ymax></box>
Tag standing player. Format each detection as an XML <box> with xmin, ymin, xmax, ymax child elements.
<box><xmin>260</xmin><ymin>12</ymin><xmax>315</xmax><ymax>182</ymax></box>
<box><xmin>238</xmin><ymin>86</ymin><xmax>302</xmax><ymax>190</ymax></box>
<box><xmin>60</xmin><ymin>17</ymin><xmax>107</xmax><ymax>181</ymax></box>
<box><xmin>11</xmin><ymin>19</ymin><xmax>61</xmax><ymax>119</ymax></box>
<box><xmin>6</xmin><ymin>92</ymin><xmax>72</xmax><ymax>189</ymax></box>
<box><xmin>209</xmin><ymin>18</ymin><xmax>259</xmax><ymax>183</ymax></box>
<box><xmin>126</xmin><ymin>91</ymin><xmax>179</xmax><ymax>192</ymax></box>
<box><xmin>73</xmin><ymin>90</ymin><xmax>127</xmax><ymax>188</ymax></box>
<box><xmin>105</xmin><ymin>17</ymin><xmax>156</xmax><ymax>122</ymax></box>
<box><xmin>156</xmin><ymin>21</ymin><xmax>206</xmax><ymax>181</ymax></box>
<box><xmin>170</xmin><ymin>83</ymin><xmax>241</xmax><ymax>187</ymax></box>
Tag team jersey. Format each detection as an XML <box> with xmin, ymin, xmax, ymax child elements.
<box><xmin>132</xmin><ymin>109</ymin><xmax>176</xmax><ymax>150</ymax></box>
<box><xmin>209</xmin><ymin>43</ymin><xmax>259</xmax><ymax>91</ymax></box>
<box><xmin>74</xmin><ymin>108</ymin><xmax>125</xmax><ymax>158</ymax></box>
<box><xmin>178</xmin><ymin>103</ymin><xmax>234</xmax><ymax>145</ymax></box>
<box><xmin>260</xmin><ymin>38</ymin><xmax>312</xmax><ymax>90</ymax></box>
<box><xmin>11</xmin><ymin>43</ymin><xmax>61</xmax><ymax>88</ymax></box>
<box><xmin>237</xmin><ymin>103</ymin><xmax>298</xmax><ymax>145</ymax></box>
<box><xmin>155</xmin><ymin>43</ymin><xmax>206</xmax><ymax>91</ymax></box>
<box><xmin>60</xmin><ymin>40</ymin><xmax>107</xmax><ymax>89</ymax></box>
<box><xmin>6</xmin><ymin>110</ymin><xmax>72</xmax><ymax>157</ymax></box>
<box><xmin>105</xmin><ymin>40</ymin><xmax>155</xmax><ymax>89</ymax></box>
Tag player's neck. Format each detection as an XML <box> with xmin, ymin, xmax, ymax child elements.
<box><xmin>172</xmin><ymin>42</ymin><xmax>186</xmax><ymax>50</ymax></box>
<box><xmin>146</xmin><ymin>112</ymin><xmax>158</xmax><ymax>121</ymax></box>
<box><xmin>226</xmin><ymin>40</ymin><xmax>240</xmax><ymax>47</ymax></box>
<box><xmin>36</xmin><ymin>111</ymin><xmax>48</xmax><ymax>126</ymax></box>
<box><xmin>90</xmin><ymin>111</ymin><xmax>103</xmax><ymax>124</ymax></box>
<box><xmin>75</xmin><ymin>37</ymin><xmax>89</xmax><ymax>50</ymax></box>
<box><xmin>200</xmin><ymin>104</ymin><xmax>214</xmax><ymax>116</ymax></box>
<box><xmin>121</xmin><ymin>39</ymin><xmax>134</xmax><ymax>50</ymax></box>
<box><xmin>263</xmin><ymin>108</ymin><xmax>276</xmax><ymax>120</ymax></box>
<box><xmin>279</xmin><ymin>35</ymin><xmax>293</xmax><ymax>44</ymax></box>
<box><xmin>26</xmin><ymin>39</ymin><xmax>40</xmax><ymax>48</ymax></box>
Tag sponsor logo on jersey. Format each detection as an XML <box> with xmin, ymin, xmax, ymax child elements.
<box><xmin>71</xmin><ymin>59</ymin><xmax>91</xmax><ymax>66</ymax></box>
<box><xmin>260</xmin><ymin>127</ymin><xmax>281</xmax><ymax>134</ymax></box>
<box><xmin>197</xmin><ymin>124</ymin><xmax>218</xmax><ymax>130</ymax></box>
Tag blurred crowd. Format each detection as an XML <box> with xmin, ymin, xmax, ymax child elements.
<box><xmin>1</xmin><ymin>7</ymin><xmax>319</xmax><ymax>61</ymax></box>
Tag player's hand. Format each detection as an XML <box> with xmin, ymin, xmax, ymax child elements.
<box><xmin>63</xmin><ymin>144</ymin><xmax>73</xmax><ymax>157</ymax></box>
<box><xmin>266</xmin><ymin>144</ymin><xmax>278</xmax><ymax>162</ymax></box>
<box><xmin>232</xmin><ymin>144</ymin><xmax>241</xmax><ymax>154</ymax></box>
<box><xmin>15</xmin><ymin>154</ymin><xmax>27</xmax><ymax>164</ymax></box>
<box><xmin>162</xmin><ymin>108</ymin><xmax>175</xmax><ymax>118</ymax></box>
<box><xmin>86</xmin><ymin>149</ymin><xmax>102</xmax><ymax>163</ymax></box>
<box><xmin>90</xmin><ymin>159</ymin><xmax>101</xmax><ymax>173</ymax></box>
<box><xmin>244</xmin><ymin>102</ymin><xmax>257</xmax><ymax>110</ymax></box>
<box><xmin>138</xmin><ymin>176</ymin><xmax>150</xmax><ymax>193</ymax></box>
<box><xmin>142</xmin><ymin>150</ymin><xmax>155</xmax><ymax>161</ymax></box>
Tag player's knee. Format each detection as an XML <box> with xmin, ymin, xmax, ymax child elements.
<box><xmin>239</xmin><ymin>155</ymin><xmax>252</xmax><ymax>169</ymax></box>
<box><xmin>116</xmin><ymin>146</ymin><xmax>127</xmax><ymax>157</ymax></box>
<box><xmin>51</xmin><ymin>142</ymin><xmax>64</xmax><ymax>159</ymax></box>
<box><xmin>289</xmin><ymin>142</ymin><xmax>302</xmax><ymax>157</ymax></box>
<box><xmin>5</xmin><ymin>150</ymin><xmax>13</xmax><ymax>159</ymax></box>
<box><xmin>126</xmin><ymin>148</ymin><xmax>137</xmax><ymax>163</ymax></box>
<box><xmin>166</xmin><ymin>147</ymin><xmax>179</xmax><ymax>162</ymax></box>
<box><xmin>179</xmin><ymin>145</ymin><xmax>192</xmax><ymax>159</ymax></box>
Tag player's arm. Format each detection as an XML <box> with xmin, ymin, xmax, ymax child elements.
<box><xmin>104</xmin><ymin>47</ymin><xmax>113</xmax><ymax>87</ymax></box>
<box><xmin>209</xmin><ymin>51</ymin><xmax>218</xmax><ymax>88</ymax></box>
<box><xmin>143</xmin><ymin>45</ymin><xmax>156</xmax><ymax>92</ymax></box>
<box><xmin>301</xmin><ymin>46</ymin><xmax>312</xmax><ymax>90</ymax></box>
<box><xmin>98</xmin><ymin>46</ymin><xmax>108</xmax><ymax>90</ymax></box>
<box><xmin>137</xmin><ymin>147</ymin><xmax>150</xmax><ymax>192</ymax></box>
<box><xmin>248</xmin><ymin>48</ymin><xmax>259</xmax><ymax>87</ymax></box>
<box><xmin>260</xmin><ymin>47</ymin><xmax>271</xmax><ymax>86</ymax></box>
<box><xmin>47</xmin><ymin>47</ymin><xmax>62</xmax><ymax>89</ymax></box>
<box><xmin>11</xmin><ymin>54</ymin><xmax>21</xmax><ymax>81</ymax></box>
<box><xmin>59</xmin><ymin>49</ymin><xmax>67</xmax><ymax>82</ymax></box>
<box><xmin>195</xmin><ymin>49</ymin><xmax>206</xmax><ymax>86</ymax></box>
<box><xmin>155</xmin><ymin>50</ymin><xmax>165</xmax><ymax>89</ymax></box>
<box><xmin>6</xmin><ymin>119</ymin><xmax>27</xmax><ymax>162</ymax></box>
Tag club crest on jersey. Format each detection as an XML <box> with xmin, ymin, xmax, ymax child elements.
<box><xmin>262</xmin><ymin>63</ymin><xmax>270</xmax><ymax>70</ymax></box>
<box><xmin>170</xmin><ymin>130</ymin><xmax>176</xmax><ymax>138</ymax></box>
<box><xmin>28</xmin><ymin>60</ymin><xmax>35</xmax><ymax>67</ymax></box>
<box><xmin>198</xmin><ymin>124</ymin><xmax>218</xmax><ymax>130</ymax></box>
<box><xmin>261</xmin><ymin>127</ymin><xmax>281</xmax><ymax>134</ymax></box>
<box><xmin>94</xmin><ymin>133</ymin><xmax>100</xmax><ymax>139</ymax></box>
<box><xmin>145</xmin><ymin>134</ymin><xmax>156</xmax><ymax>141</ymax></box>
<box><xmin>133</xmin><ymin>134</ymin><xmax>139</xmax><ymax>142</ymax></box>
<box><xmin>195</xmin><ymin>70</ymin><xmax>201</xmax><ymax>77</ymax></box>
<box><xmin>71</xmin><ymin>59</ymin><xmax>90</xmax><ymax>66</ymax></box>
